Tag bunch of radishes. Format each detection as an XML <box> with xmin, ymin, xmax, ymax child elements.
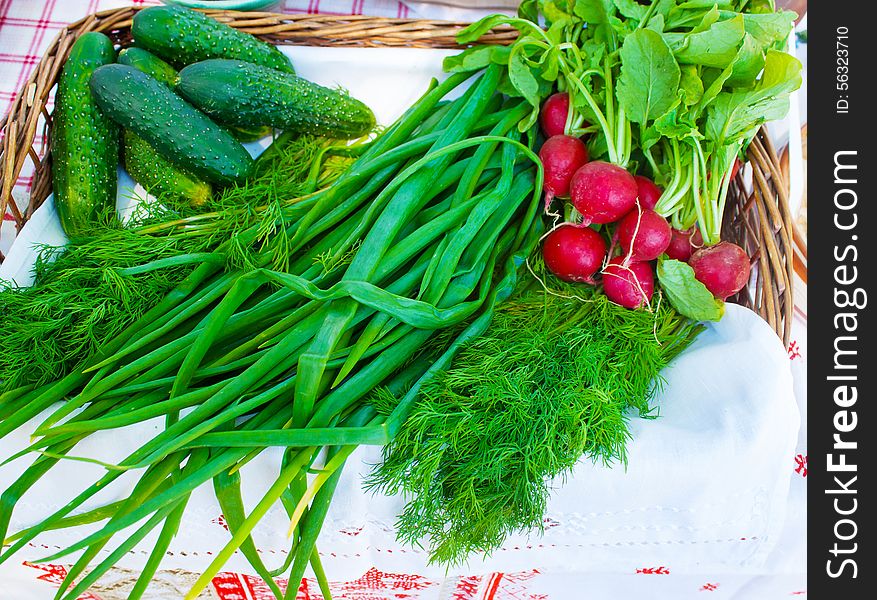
<box><xmin>537</xmin><ymin>93</ymin><xmax>751</xmax><ymax>311</ymax></box>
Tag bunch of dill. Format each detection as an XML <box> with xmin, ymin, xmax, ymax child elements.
<box><xmin>0</xmin><ymin>134</ymin><xmax>352</xmax><ymax>391</ymax></box>
<box><xmin>367</xmin><ymin>282</ymin><xmax>702</xmax><ymax>566</ymax></box>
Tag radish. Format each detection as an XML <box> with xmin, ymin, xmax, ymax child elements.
<box><xmin>689</xmin><ymin>241</ymin><xmax>751</xmax><ymax>300</ymax></box>
<box><xmin>633</xmin><ymin>175</ymin><xmax>662</xmax><ymax>210</ymax></box>
<box><xmin>665</xmin><ymin>227</ymin><xmax>697</xmax><ymax>262</ymax></box>
<box><xmin>729</xmin><ymin>157</ymin><xmax>742</xmax><ymax>181</ymax></box>
<box><xmin>708</xmin><ymin>158</ymin><xmax>742</xmax><ymax>182</ymax></box>
<box><xmin>569</xmin><ymin>161</ymin><xmax>638</xmax><ymax>225</ymax></box>
<box><xmin>542</xmin><ymin>225</ymin><xmax>607</xmax><ymax>283</ymax></box>
<box><xmin>539</xmin><ymin>134</ymin><xmax>589</xmax><ymax>204</ymax></box>
<box><xmin>617</xmin><ymin>206</ymin><xmax>671</xmax><ymax>263</ymax></box>
<box><xmin>540</xmin><ymin>92</ymin><xmax>570</xmax><ymax>138</ymax></box>
<box><xmin>602</xmin><ymin>257</ymin><xmax>654</xmax><ymax>309</ymax></box>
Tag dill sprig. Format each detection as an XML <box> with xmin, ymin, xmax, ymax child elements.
<box><xmin>0</xmin><ymin>134</ymin><xmax>353</xmax><ymax>391</ymax></box>
<box><xmin>366</xmin><ymin>283</ymin><xmax>702</xmax><ymax>566</ymax></box>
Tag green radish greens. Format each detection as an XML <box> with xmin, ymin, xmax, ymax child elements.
<box><xmin>449</xmin><ymin>0</ymin><xmax>802</xmax><ymax>243</ymax></box>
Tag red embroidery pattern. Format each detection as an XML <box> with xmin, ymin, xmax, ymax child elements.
<box><xmin>340</xmin><ymin>526</ymin><xmax>364</xmax><ymax>537</ymax></box>
<box><xmin>23</xmin><ymin>562</ymin><xmax>103</xmax><ymax>600</ymax></box>
<box><xmin>794</xmin><ymin>454</ymin><xmax>808</xmax><ymax>477</ymax></box>
<box><xmin>212</xmin><ymin>572</ymin><xmax>251</xmax><ymax>600</ymax></box>
<box><xmin>542</xmin><ymin>517</ymin><xmax>561</xmax><ymax>530</ymax></box>
<box><xmin>790</xmin><ymin>592</ymin><xmax>807</xmax><ymax>596</ymax></box>
<box><xmin>489</xmin><ymin>570</ymin><xmax>540</xmax><ymax>600</ymax></box>
<box><xmin>332</xmin><ymin>568</ymin><xmax>435</xmax><ymax>599</ymax></box>
<box><xmin>210</xmin><ymin>569</ymin><xmax>543</xmax><ymax>600</ymax></box>
<box><xmin>451</xmin><ymin>575</ymin><xmax>482</xmax><ymax>600</ymax></box>
<box><xmin>212</xmin><ymin>514</ymin><xmax>229</xmax><ymax>531</ymax></box>
<box><xmin>636</xmin><ymin>567</ymin><xmax>670</xmax><ymax>575</ymax></box>
<box><xmin>212</xmin><ymin>567</ymin><xmax>436</xmax><ymax>600</ymax></box>
<box><xmin>788</xmin><ymin>341</ymin><xmax>802</xmax><ymax>360</ymax></box>
<box><xmin>700</xmin><ymin>583</ymin><xmax>719</xmax><ymax>592</ymax></box>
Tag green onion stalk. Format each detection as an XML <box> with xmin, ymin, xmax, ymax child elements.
<box><xmin>0</xmin><ymin>64</ymin><xmax>545</xmax><ymax>600</ymax></box>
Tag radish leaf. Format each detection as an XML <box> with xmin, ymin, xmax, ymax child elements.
<box><xmin>657</xmin><ymin>258</ymin><xmax>724</xmax><ymax>322</ymax></box>
<box><xmin>665</xmin><ymin>15</ymin><xmax>746</xmax><ymax>69</ymax></box>
<box><xmin>617</xmin><ymin>29</ymin><xmax>680</xmax><ymax>125</ymax></box>
<box><xmin>706</xmin><ymin>49</ymin><xmax>802</xmax><ymax>144</ymax></box>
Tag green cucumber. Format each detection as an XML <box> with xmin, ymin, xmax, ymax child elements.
<box><xmin>177</xmin><ymin>59</ymin><xmax>376</xmax><ymax>139</ymax></box>
<box><xmin>50</xmin><ymin>32</ymin><xmax>119</xmax><ymax>236</ymax></box>
<box><xmin>89</xmin><ymin>64</ymin><xmax>255</xmax><ymax>185</ymax></box>
<box><xmin>117</xmin><ymin>47</ymin><xmax>179</xmax><ymax>87</ymax></box>
<box><xmin>123</xmin><ymin>131</ymin><xmax>212</xmax><ymax>206</ymax></box>
<box><xmin>117</xmin><ymin>49</ymin><xmax>214</xmax><ymax>203</ymax></box>
<box><xmin>117</xmin><ymin>47</ymin><xmax>271</xmax><ymax>142</ymax></box>
<box><xmin>226</xmin><ymin>124</ymin><xmax>273</xmax><ymax>143</ymax></box>
<box><xmin>132</xmin><ymin>5</ymin><xmax>294</xmax><ymax>73</ymax></box>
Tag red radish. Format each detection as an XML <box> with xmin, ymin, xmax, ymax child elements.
<box><xmin>569</xmin><ymin>161</ymin><xmax>638</xmax><ymax>225</ymax></box>
<box><xmin>665</xmin><ymin>227</ymin><xmax>697</xmax><ymax>262</ymax></box>
<box><xmin>539</xmin><ymin>134</ymin><xmax>589</xmax><ymax>203</ymax></box>
<box><xmin>633</xmin><ymin>175</ymin><xmax>662</xmax><ymax>210</ymax></box>
<box><xmin>708</xmin><ymin>158</ymin><xmax>742</xmax><ymax>182</ymax></box>
<box><xmin>542</xmin><ymin>225</ymin><xmax>607</xmax><ymax>283</ymax></box>
<box><xmin>689</xmin><ymin>241</ymin><xmax>751</xmax><ymax>300</ymax></box>
<box><xmin>729</xmin><ymin>157</ymin><xmax>742</xmax><ymax>181</ymax></box>
<box><xmin>617</xmin><ymin>207</ymin><xmax>671</xmax><ymax>263</ymax></box>
<box><xmin>602</xmin><ymin>256</ymin><xmax>654</xmax><ymax>309</ymax></box>
<box><xmin>540</xmin><ymin>92</ymin><xmax>570</xmax><ymax>138</ymax></box>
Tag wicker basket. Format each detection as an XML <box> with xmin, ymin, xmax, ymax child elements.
<box><xmin>0</xmin><ymin>6</ymin><xmax>794</xmax><ymax>344</ymax></box>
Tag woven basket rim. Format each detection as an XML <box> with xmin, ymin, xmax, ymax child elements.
<box><xmin>0</xmin><ymin>6</ymin><xmax>794</xmax><ymax>343</ymax></box>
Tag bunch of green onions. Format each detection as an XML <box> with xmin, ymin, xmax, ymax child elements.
<box><xmin>0</xmin><ymin>64</ymin><xmax>545</xmax><ymax>599</ymax></box>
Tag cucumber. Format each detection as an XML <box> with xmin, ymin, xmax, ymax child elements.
<box><xmin>89</xmin><ymin>64</ymin><xmax>255</xmax><ymax>185</ymax></box>
<box><xmin>117</xmin><ymin>47</ymin><xmax>179</xmax><ymax>87</ymax></box>
<box><xmin>132</xmin><ymin>5</ymin><xmax>294</xmax><ymax>73</ymax></box>
<box><xmin>177</xmin><ymin>59</ymin><xmax>376</xmax><ymax>139</ymax></box>
<box><xmin>50</xmin><ymin>32</ymin><xmax>119</xmax><ymax>236</ymax></box>
<box><xmin>118</xmin><ymin>46</ymin><xmax>271</xmax><ymax>142</ymax></box>
<box><xmin>123</xmin><ymin>131</ymin><xmax>212</xmax><ymax>206</ymax></box>
<box><xmin>226</xmin><ymin>124</ymin><xmax>273</xmax><ymax>143</ymax></box>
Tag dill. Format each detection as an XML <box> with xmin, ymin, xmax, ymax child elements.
<box><xmin>0</xmin><ymin>134</ymin><xmax>353</xmax><ymax>391</ymax></box>
<box><xmin>366</xmin><ymin>281</ymin><xmax>702</xmax><ymax>566</ymax></box>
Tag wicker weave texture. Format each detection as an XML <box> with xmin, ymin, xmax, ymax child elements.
<box><xmin>0</xmin><ymin>6</ymin><xmax>793</xmax><ymax>343</ymax></box>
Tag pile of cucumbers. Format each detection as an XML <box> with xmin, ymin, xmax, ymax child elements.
<box><xmin>51</xmin><ymin>5</ymin><xmax>376</xmax><ymax>236</ymax></box>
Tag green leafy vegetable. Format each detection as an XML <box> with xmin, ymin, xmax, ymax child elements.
<box><xmin>617</xmin><ymin>29</ymin><xmax>680</xmax><ymax>125</ymax></box>
<box><xmin>0</xmin><ymin>71</ymin><xmax>549</xmax><ymax>598</ymax></box>
<box><xmin>443</xmin><ymin>45</ymin><xmax>511</xmax><ymax>74</ymax></box>
<box><xmin>613</xmin><ymin>0</ymin><xmax>648</xmax><ymax>20</ymax></box>
<box><xmin>734</xmin><ymin>10</ymin><xmax>796</xmax><ymax>48</ymax></box>
<box><xmin>657</xmin><ymin>257</ymin><xmax>724</xmax><ymax>321</ymax></box>
<box><xmin>705</xmin><ymin>49</ymin><xmax>802</xmax><ymax>146</ymax></box>
<box><xmin>458</xmin><ymin>0</ymin><xmax>802</xmax><ymax>244</ymax></box>
<box><xmin>368</xmin><ymin>282</ymin><xmax>702</xmax><ymax>565</ymax></box>
<box><xmin>574</xmin><ymin>0</ymin><xmax>615</xmax><ymax>23</ymax></box>
<box><xmin>0</xmin><ymin>134</ymin><xmax>352</xmax><ymax>392</ymax></box>
<box><xmin>678</xmin><ymin>64</ymin><xmax>704</xmax><ymax>105</ymax></box>
<box><xmin>726</xmin><ymin>33</ymin><xmax>766</xmax><ymax>87</ymax></box>
<box><xmin>666</xmin><ymin>14</ymin><xmax>746</xmax><ymax>68</ymax></box>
